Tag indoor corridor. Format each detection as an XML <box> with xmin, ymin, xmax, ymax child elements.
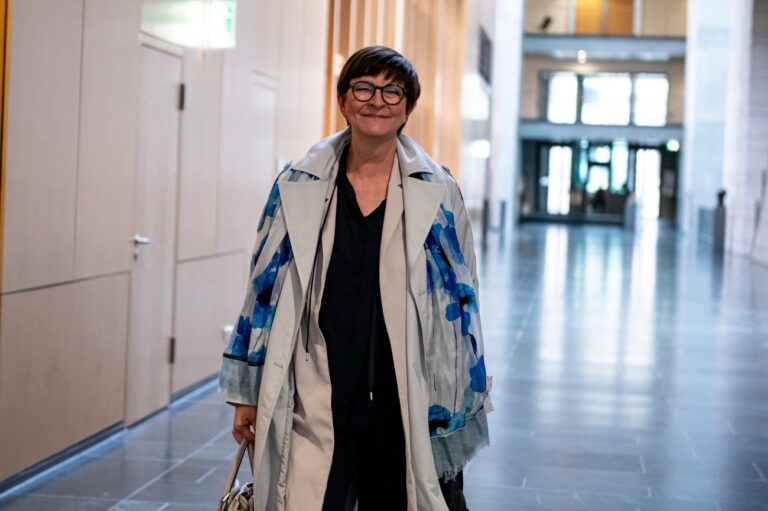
<box><xmin>0</xmin><ymin>223</ymin><xmax>766</xmax><ymax>510</ymax></box>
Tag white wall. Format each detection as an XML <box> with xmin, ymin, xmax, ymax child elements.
<box><xmin>0</xmin><ymin>0</ymin><xmax>329</xmax><ymax>481</ymax></box>
<box><xmin>679</xmin><ymin>0</ymin><xmax>731</xmax><ymax>236</ymax></box>
<box><xmin>460</xmin><ymin>0</ymin><xmax>524</xmax><ymax>239</ymax></box>
<box><xmin>524</xmin><ymin>0</ymin><xmax>571</xmax><ymax>33</ymax></box>
<box><xmin>490</xmin><ymin>0</ymin><xmax>525</xmax><ymax>235</ymax></box>
<box><xmin>460</xmin><ymin>0</ymin><xmax>495</xmax><ymax>216</ymax></box>
<box><xmin>722</xmin><ymin>0</ymin><xmax>768</xmax><ymax>261</ymax></box>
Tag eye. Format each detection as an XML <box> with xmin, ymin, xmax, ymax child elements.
<box><xmin>382</xmin><ymin>85</ymin><xmax>404</xmax><ymax>99</ymax></box>
<box><xmin>352</xmin><ymin>82</ymin><xmax>375</xmax><ymax>94</ymax></box>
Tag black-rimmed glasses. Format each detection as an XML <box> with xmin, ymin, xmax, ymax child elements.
<box><xmin>350</xmin><ymin>81</ymin><xmax>407</xmax><ymax>105</ymax></box>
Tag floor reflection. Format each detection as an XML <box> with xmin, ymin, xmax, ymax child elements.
<box><xmin>468</xmin><ymin>222</ymin><xmax>768</xmax><ymax>510</ymax></box>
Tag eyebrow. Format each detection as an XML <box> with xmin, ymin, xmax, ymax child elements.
<box><xmin>351</xmin><ymin>80</ymin><xmax>404</xmax><ymax>87</ymax></box>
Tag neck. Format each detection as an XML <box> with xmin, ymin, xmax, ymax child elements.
<box><xmin>346</xmin><ymin>133</ymin><xmax>398</xmax><ymax>177</ymax></box>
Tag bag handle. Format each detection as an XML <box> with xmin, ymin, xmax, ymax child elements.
<box><xmin>221</xmin><ymin>440</ymin><xmax>255</xmax><ymax>496</ymax></box>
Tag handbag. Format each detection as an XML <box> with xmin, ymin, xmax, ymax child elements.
<box><xmin>217</xmin><ymin>440</ymin><xmax>255</xmax><ymax>511</ymax></box>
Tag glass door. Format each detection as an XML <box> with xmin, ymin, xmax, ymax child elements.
<box><xmin>546</xmin><ymin>145</ymin><xmax>573</xmax><ymax>215</ymax></box>
<box><xmin>635</xmin><ymin>148</ymin><xmax>661</xmax><ymax>219</ymax></box>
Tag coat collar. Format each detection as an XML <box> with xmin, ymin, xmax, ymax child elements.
<box><xmin>290</xmin><ymin>128</ymin><xmax>438</xmax><ymax>180</ymax></box>
<box><xmin>280</xmin><ymin>129</ymin><xmax>445</xmax><ymax>294</ymax></box>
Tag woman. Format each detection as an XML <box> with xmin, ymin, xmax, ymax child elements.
<box><xmin>220</xmin><ymin>46</ymin><xmax>491</xmax><ymax>511</ymax></box>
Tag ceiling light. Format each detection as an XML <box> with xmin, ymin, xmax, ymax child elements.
<box><xmin>666</xmin><ymin>139</ymin><xmax>680</xmax><ymax>152</ymax></box>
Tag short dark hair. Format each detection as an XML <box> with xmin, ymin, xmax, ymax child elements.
<box><xmin>337</xmin><ymin>46</ymin><xmax>421</xmax><ymax>114</ymax></box>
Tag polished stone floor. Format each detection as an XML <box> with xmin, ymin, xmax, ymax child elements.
<box><xmin>1</xmin><ymin>223</ymin><xmax>767</xmax><ymax>510</ymax></box>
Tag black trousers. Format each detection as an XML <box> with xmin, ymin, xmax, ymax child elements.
<box><xmin>320</xmin><ymin>428</ymin><xmax>468</xmax><ymax>511</ymax></box>
<box><xmin>321</xmin><ymin>425</ymin><xmax>407</xmax><ymax>511</ymax></box>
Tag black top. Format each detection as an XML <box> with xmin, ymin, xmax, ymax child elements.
<box><xmin>318</xmin><ymin>147</ymin><xmax>402</xmax><ymax>433</ymax></box>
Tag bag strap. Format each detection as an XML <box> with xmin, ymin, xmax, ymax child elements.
<box><xmin>221</xmin><ymin>440</ymin><xmax>255</xmax><ymax>496</ymax></box>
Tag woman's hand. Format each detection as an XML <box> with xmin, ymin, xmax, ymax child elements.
<box><xmin>232</xmin><ymin>404</ymin><xmax>257</xmax><ymax>444</ymax></box>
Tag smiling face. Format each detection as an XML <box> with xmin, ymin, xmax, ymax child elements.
<box><xmin>338</xmin><ymin>72</ymin><xmax>410</xmax><ymax>141</ymax></box>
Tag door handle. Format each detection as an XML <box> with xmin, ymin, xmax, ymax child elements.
<box><xmin>133</xmin><ymin>234</ymin><xmax>152</xmax><ymax>246</ymax></box>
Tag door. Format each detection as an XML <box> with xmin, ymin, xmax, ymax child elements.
<box><xmin>125</xmin><ymin>45</ymin><xmax>181</xmax><ymax>424</ymax></box>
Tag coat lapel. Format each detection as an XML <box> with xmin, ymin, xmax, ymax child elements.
<box><xmin>402</xmin><ymin>176</ymin><xmax>445</xmax><ymax>270</ymax></box>
<box><xmin>394</xmin><ymin>136</ymin><xmax>446</xmax><ymax>270</ymax></box>
<box><xmin>380</xmin><ymin>156</ymin><xmax>404</xmax><ymax>255</ymax></box>
<box><xmin>278</xmin><ymin>179</ymin><xmax>331</xmax><ymax>293</ymax></box>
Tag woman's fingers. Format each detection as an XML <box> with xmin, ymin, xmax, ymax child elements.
<box><xmin>232</xmin><ymin>405</ymin><xmax>258</xmax><ymax>444</ymax></box>
<box><xmin>232</xmin><ymin>424</ymin><xmax>255</xmax><ymax>444</ymax></box>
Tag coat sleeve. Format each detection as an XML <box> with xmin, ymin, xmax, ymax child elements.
<box><xmin>219</xmin><ymin>177</ymin><xmax>285</xmax><ymax>406</ymax></box>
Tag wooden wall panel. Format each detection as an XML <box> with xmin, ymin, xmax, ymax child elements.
<box><xmin>177</xmin><ymin>50</ymin><xmax>223</xmax><ymax>260</ymax></box>
<box><xmin>299</xmin><ymin>0</ymin><xmax>331</xmax><ymax>150</ymax></box>
<box><xmin>605</xmin><ymin>0</ymin><xmax>633</xmax><ymax>35</ymax></box>
<box><xmin>218</xmin><ymin>74</ymin><xmax>277</xmax><ymax>253</ymax></box>
<box><xmin>575</xmin><ymin>0</ymin><xmax>602</xmax><ymax>34</ymax></box>
<box><xmin>273</xmin><ymin>0</ymin><xmax>330</xmax><ymax>163</ymax></box>
<box><xmin>0</xmin><ymin>275</ymin><xmax>129</xmax><ymax>481</ymax></box>
<box><xmin>273</xmin><ymin>0</ymin><xmax>303</xmax><ymax>162</ymax></box>
<box><xmin>74</xmin><ymin>0</ymin><xmax>141</xmax><ymax>278</ymax></box>
<box><xmin>435</xmin><ymin>0</ymin><xmax>466</xmax><ymax>174</ymax></box>
<box><xmin>2</xmin><ymin>0</ymin><xmax>83</xmax><ymax>292</ymax></box>
<box><xmin>218</xmin><ymin>58</ymin><xmax>258</xmax><ymax>253</ymax></box>
<box><xmin>172</xmin><ymin>252</ymin><xmax>245</xmax><ymax>393</ymax></box>
<box><xmin>0</xmin><ymin>0</ymin><xmax>8</xmax><ymax>301</ymax></box>
<box><xmin>642</xmin><ymin>0</ymin><xmax>686</xmax><ymax>37</ymax></box>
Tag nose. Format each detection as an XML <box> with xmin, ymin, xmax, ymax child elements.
<box><xmin>369</xmin><ymin>88</ymin><xmax>386</xmax><ymax>106</ymax></box>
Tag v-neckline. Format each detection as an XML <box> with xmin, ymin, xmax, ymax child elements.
<box><xmin>338</xmin><ymin>159</ymin><xmax>386</xmax><ymax>220</ymax></box>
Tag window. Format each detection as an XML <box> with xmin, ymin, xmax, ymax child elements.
<box><xmin>589</xmin><ymin>145</ymin><xmax>611</xmax><ymax>163</ymax></box>
<box><xmin>633</xmin><ymin>74</ymin><xmax>669</xmax><ymax>126</ymax></box>
<box><xmin>581</xmin><ymin>73</ymin><xmax>632</xmax><ymax>125</ymax></box>
<box><xmin>542</xmin><ymin>71</ymin><xmax>670</xmax><ymax>127</ymax></box>
<box><xmin>546</xmin><ymin>72</ymin><xmax>578</xmax><ymax>124</ymax></box>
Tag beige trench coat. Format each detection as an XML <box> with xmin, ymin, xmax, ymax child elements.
<box><xmin>237</xmin><ymin>130</ymin><xmax>479</xmax><ymax>511</ymax></box>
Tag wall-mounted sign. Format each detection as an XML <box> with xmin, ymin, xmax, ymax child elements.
<box><xmin>141</xmin><ymin>0</ymin><xmax>237</xmax><ymax>49</ymax></box>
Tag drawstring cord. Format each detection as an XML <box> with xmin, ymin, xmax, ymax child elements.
<box><xmin>368</xmin><ymin>293</ymin><xmax>378</xmax><ymax>401</ymax></box>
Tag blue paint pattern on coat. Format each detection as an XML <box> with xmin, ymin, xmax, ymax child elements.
<box><xmin>231</xmin><ymin>315</ymin><xmax>252</xmax><ymax>357</ymax></box>
<box><xmin>248</xmin><ymin>346</ymin><xmax>267</xmax><ymax>365</ymax></box>
<box><xmin>251</xmin><ymin>235</ymin><xmax>293</xmax><ymax>331</ymax></box>
<box><xmin>258</xmin><ymin>184</ymin><xmax>281</xmax><ymax>231</ymax></box>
